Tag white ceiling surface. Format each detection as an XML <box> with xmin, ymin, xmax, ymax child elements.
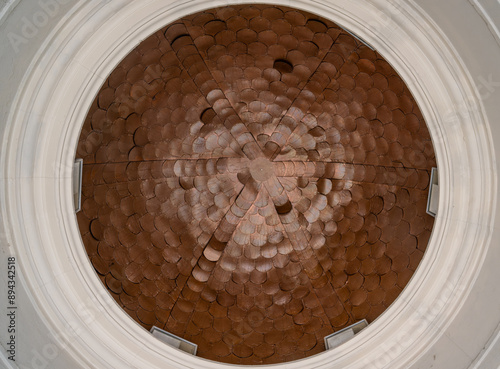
<box><xmin>0</xmin><ymin>1</ymin><xmax>499</xmax><ymax>368</ymax></box>
<box><xmin>413</xmin><ymin>1</ymin><xmax>500</xmax><ymax>368</ymax></box>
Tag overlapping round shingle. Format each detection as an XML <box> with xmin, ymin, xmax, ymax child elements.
<box><xmin>76</xmin><ymin>4</ymin><xmax>436</xmax><ymax>365</ymax></box>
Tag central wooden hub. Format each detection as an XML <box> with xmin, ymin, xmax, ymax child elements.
<box><xmin>249</xmin><ymin>157</ymin><xmax>274</xmax><ymax>182</ymax></box>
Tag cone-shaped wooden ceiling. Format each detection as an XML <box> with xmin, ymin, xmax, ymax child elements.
<box><xmin>76</xmin><ymin>4</ymin><xmax>435</xmax><ymax>365</ymax></box>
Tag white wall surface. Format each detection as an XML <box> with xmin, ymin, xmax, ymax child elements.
<box><xmin>412</xmin><ymin>0</ymin><xmax>500</xmax><ymax>367</ymax></box>
<box><xmin>0</xmin><ymin>2</ymin><xmax>84</xmax><ymax>368</ymax></box>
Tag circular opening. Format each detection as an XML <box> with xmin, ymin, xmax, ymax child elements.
<box><xmin>273</xmin><ymin>59</ymin><xmax>294</xmax><ymax>74</ymax></box>
<box><xmin>75</xmin><ymin>3</ymin><xmax>436</xmax><ymax>365</ymax></box>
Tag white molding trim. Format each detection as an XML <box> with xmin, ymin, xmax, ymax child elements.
<box><xmin>1</xmin><ymin>0</ymin><xmax>496</xmax><ymax>368</ymax></box>
<box><xmin>0</xmin><ymin>0</ymin><xmax>19</xmax><ymax>25</ymax></box>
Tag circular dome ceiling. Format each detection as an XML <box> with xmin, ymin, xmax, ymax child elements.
<box><xmin>76</xmin><ymin>4</ymin><xmax>436</xmax><ymax>365</ymax></box>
